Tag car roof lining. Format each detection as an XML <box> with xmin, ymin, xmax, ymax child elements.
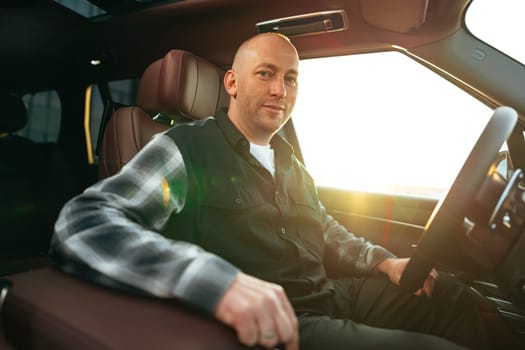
<box><xmin>1</xmin><ymin>0</ymin><xmax>470</xmax><ymax>94</ymax></box>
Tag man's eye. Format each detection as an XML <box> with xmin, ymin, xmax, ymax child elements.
<box><xmin>257</xmin><ymin>71</ymin><xmax>271</xmax><ymax>78</ymax></box>
<box><xmin>286</xmin><ymin>77</ymin><xmax>298</xmax><ymax>87</ymax></box>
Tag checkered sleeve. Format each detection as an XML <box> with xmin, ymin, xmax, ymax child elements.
<box><xmin>50</xmin><ymin>133</ymin><xmax>239</xmax><ymax>314</ymax></box>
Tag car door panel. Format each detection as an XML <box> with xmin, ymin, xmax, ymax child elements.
<box><xmin>318</xmin><ymin>186</ymin><xmax>438</xmax><ymax>258</ymax></box>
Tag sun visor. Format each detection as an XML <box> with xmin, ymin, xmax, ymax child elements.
<box><xmin>256</xmin><ymin>10</ymin><xmax>348</xmax><ymax>37</ymax></box>
<box><xmin>359</xmin><ymin>0</ymin><xmax>429</xmax><ymax>33</ymax></box>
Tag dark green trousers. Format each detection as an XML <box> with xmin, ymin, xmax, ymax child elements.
<box><xmin>298</xmin><ymin>273</ymin><xmax>491</xmax><ymax>350</ymax></box>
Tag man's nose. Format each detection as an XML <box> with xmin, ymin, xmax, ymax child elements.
<box><xmin>270</xmin><ymin>78</ymin><xmax>287</xmax><ymax>98</ymax></box>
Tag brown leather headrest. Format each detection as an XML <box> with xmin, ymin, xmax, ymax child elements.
<box><xmin>0</xmin><ymin>94</ymin><xmax>27</xmax><ymax>133</ymax></box>
<box><xmin>137</xmin><ymin>49</ymin><xmax>229</xmax><ymax>120</ymax></box>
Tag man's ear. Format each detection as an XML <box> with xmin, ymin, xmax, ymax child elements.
<box><xmin>224</xmin><ymin>70</ymin><xmax>237</xmax><ymax>98</ymax></box>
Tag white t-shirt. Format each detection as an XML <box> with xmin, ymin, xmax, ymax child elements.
<box><xmin>249</xmin><ymin>142</ymin><xmax>275</xmax><ymax>177</ymax></box>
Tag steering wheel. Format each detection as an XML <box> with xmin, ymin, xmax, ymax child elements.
<box><xmin>399</xmin><ymin>106</ymin><xmax>518</xmax><ymax>292</ymax></box>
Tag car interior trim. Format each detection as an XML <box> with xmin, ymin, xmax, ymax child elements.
<box><xmin>84</xmin><ymin>85</ymin><xmax>95</xmax><ymax>165</ymax></box>
<box><xmin>256</xmin><ymin>10</ymin><xmax>348</xmax><ymax>37</ymax></box>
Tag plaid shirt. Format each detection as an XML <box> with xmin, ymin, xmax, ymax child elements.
<box><xmin>51</xmin><ymin>133</ymin><xmax>239</xmax><ymax>313</ymax></box>
<box><xmin>51</xmin><ymin>120</ymin><xmax>395</xmax><ymax>314</ymax></box>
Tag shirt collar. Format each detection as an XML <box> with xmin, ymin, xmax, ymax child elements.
<box><xmin>215</xmin><ymin>108</ymin><xmax>294</xmax><ymax>161</ymax></box>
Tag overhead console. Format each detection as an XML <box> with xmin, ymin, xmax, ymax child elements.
<box><xmin>359</xmin><ymin>0</ymin><xmax>429</xmax><ymax>33</ymax></box>
<box><xmin>256</xmin><ymin>10</ymin><xmax>348</xmax><ymax>37</ymax></box>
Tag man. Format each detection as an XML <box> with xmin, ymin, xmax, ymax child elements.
<box><xmin>52</xmin><ymin>33</ymin><xmax>495</xmax><ymax>350</ymax></box>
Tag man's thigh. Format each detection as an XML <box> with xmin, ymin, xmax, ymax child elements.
<box><xmin>332</xmin><ymin>273</ymin><xmax>488</xmax><ymax>349</ymax></box>
<box><xmin>298</xmin><ymin>314</ymin><xmax>467</xmax><ymax>350</ymax></box>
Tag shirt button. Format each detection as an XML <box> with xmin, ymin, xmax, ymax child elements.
<box><xmin>235</xmin><ymin>198</ymin><xmax>242</xmax><ymax>205</ymax></box>
<box><xmin>280</xmin><ymin>227</ymin><xmax>286</xmax><ymax>235</ymax></box>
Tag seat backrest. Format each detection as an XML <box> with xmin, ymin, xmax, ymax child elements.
<box><xmin>0</xmin><ymin>95</ymin><xmax>33</xmax><ymax>172</ymax></box>
<box><xmin>98</xmin><ymin>49</ymin><xmax>230</xmax><ymax>179</ymax></box>
<box><xmin>0</xmin><ymin>94</ymin><xmax>56</xmax><ymax>258</ymax></box>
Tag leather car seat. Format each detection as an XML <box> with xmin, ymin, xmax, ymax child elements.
<box><xmin>1</xmin><ymin>268</ymin><xmax>242</xmax><ymax>349</ymax></box>
<box><xmin>98</xmin><ymin>49</ymin><xmax>229</xmax><ymax>178</ymax></box>
<box><xmin>0</xmin><ymin>51</ymin><xmax>239</xmax><ymax>349</ymax></box>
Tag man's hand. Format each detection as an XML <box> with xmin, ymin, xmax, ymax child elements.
<box><xmin>377</xmin><ymin>257</ymin><xmax>438</xmax><ymax>298</ymax></box>
<box><xmin>215</xmin><ymin>273</ymin><xmax>299</xmax><ymax>350</ymax></box>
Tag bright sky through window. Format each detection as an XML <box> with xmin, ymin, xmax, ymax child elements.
<box><xmin>466</xmin><ymin>0</ymin><xmax>525</xmax><ymax>65</ymax></box>
<box><xmin>293</xmin><ymin>52</ymin><xmax>491</xmax><ymax>198</ymax></box>
<box><xmin>292</xmin><ymin>0</ymin><xmax>524</xmax><ymax>198</ymax></box>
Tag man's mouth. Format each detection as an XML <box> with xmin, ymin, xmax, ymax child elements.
<box><xmin>263</xmin><ymin>104</ymin><xmax>286</xmax><ymax>112</ymax></box>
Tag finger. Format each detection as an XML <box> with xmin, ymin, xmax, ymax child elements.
<box><xmin>261</xmin><ymin>284</ymin><xmax>297</xmax><ymax>348</ymax></box>
<box><xmin>219</xmin><ymin>275</ymin><xmax>264</xmax><ymax>346</ymax></box>
<box><xmin>272</xmin><ymin>285</ymin><xmax>298</xmax><ymax>344</ymax></box>
<box><xmin>242</xmin><ymin>279</ymin><xmax>288</xmax><ymax>348</ymax></box>
<box><xmin>285</xmin><ymin>331</ymin><xmax>299</xmax><ymax>350</ymax></box>
<box><xmin>235</xmin><ymin>308</ymin><xmax>259</xmax><ymax>346</ymax></box>
<box><xmin>271</xmin><ymin>301</ymin><xmax>296</xmax><ymax>346</ymax></box>
<box><xmin>414</xmin><ymin>288</ymin><xmax>424</xmax><ymax>297</ymax></box>
<box><xmin>425</xmin><ymin>276</ymin><xmax>435</xmax><ymax>298</ymax></box>
<box><xmin>260</xmin><ymin>287</ymin><xmax>296</xmax><ymax>348</ymax></box>
<box><xmin>417</xmin><ymin>277</ymin><xmax>434</xmax><ymax>298</ymax></box>
<box><xmin>273</xmin><ymin>285</ymin><xmax>297</xmax><ymax>328</ymax></box>
<box><xmin>258</xmin><ymin>330</ymin><xmax>279</xmax><ymax>349</ymax></box>
<box><xmin>251</xmin><ymin>281</ymin><xmax>296</xmax><ymax>327</ymax></box>
<box><xmin>413</xmin><ymin>282</ymin><xmax>430</xmax><ymax>297</ymax></box>
<box><xmin>412</xmin><ymin>269</ymin><xmax>437</xmax><ymax>298</ymax></box>
<box><xmin>256</xmin><ymin>304</ymin><xmax>279</xmax><ymax>348</ymax></box>
<box><xmin>274</xmin><ymin>307</ymin><xmax>298</xmax><ymax>350</ymax></box>
<box><xmin>238</xmin><ymin>289</ymin><xmax>264</xmax><ymax>346</ymax></box>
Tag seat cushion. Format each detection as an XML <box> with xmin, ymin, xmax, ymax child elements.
<box><xmin>1</xmin><ymin>268</ymin><xmax>242</xmax><ymax>350</ymax></box>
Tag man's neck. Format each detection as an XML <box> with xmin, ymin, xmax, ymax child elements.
<box><xmin>227</xmin><ymin>112</ymin><xmax>273</xmax><ymax>146</ymax></box>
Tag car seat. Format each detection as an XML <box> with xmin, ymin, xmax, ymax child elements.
<box><xmin>0</xmin><ymin>51</ymin><xmax>242</xmax><ymax>350</ymax></box>
<box><xmin>98</xmin><ymin>49</ymin><xmax>229</xmax><ymax>179</ymax></box>
<box><xmin>0</xmin><ymin>94</ymin><xmax>54</xmax><ymax>261</ymax></box>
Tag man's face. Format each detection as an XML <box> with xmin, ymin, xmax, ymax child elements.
<box><xmin>226</xmin><ymin>36</ymin><xmax>299</xmax><ymax>143</ymax></box>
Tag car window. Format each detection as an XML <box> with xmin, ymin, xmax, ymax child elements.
<box><xmin>465</xmin><ymin>0</ymin><xmax>525</xmax><ymax>65</ymax></box>
<box><xmin>292</xmin><ymin>51</ymin><xmax>493</xmax><ymax>198</ymax></box>
<box><xmin>19</xmin><ymin>91</ymin><xmax>61</xmax><ymax>143</ymax></box>
<box><xmin>18</xmin><ymin>79</ymin><xmax>137</xmax><ymax>164</ymax></box>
